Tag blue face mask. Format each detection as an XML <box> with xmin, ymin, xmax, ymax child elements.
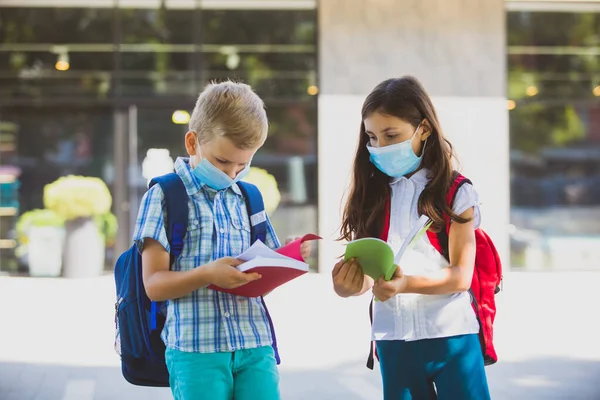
<box><xmin>191</xmin><ymin>158</ymin><xmax>251</xmax><ymax>191</ymax></box>
<box><xmin>366</xmin><ymin>123</ymin><xmax>426</xmax><ymax>178</ymax></box>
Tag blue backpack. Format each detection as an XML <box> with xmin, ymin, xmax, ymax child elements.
<box><xmin>114</xmin><ymin>173</ymin><xmax>280</xmax><ymax>387</ymax></box>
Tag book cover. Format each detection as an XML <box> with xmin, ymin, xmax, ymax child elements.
<box><xmin>207</xmin><ymin>233</ymin><xmax>321</xmax><ymax>297</ymax></box>
<box><xmin>344</xmin><ymin>215</ymin><xmax>432</xmax><ymax>281</ymax></box>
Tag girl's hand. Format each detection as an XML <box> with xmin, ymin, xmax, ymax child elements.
<box><xmin>332</xmin><ymin>258</ymin><xmax>365</xmax><ymax>297</ymax></box>
<box><xmin>372</xmin><ymin>265</ymin><xmax>408</xmax><ymax>302</ymax></box>
<box><xmin>285</xmin><ymin>236</ymin><xmax>312</xmax><ymax>260</ymax></box>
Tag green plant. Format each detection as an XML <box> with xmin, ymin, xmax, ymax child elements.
<box><xmin>243</xmin><ymin>167</ymin><xmax>281</xmax><ymax>214</ymax></box>
<box><xmin>94</xmin><ymin>212</ymin><xmax>118</xmax><ymax>246</ymax></box>
<box><xmin>16</xmin><ymin>209</ymin><xmax>64</xmax><ymax>245</ymax></box>
<box><xmin>44</xmin><ymin>175</ymin><xmax>112</xmax><ymax>220</ymax></box>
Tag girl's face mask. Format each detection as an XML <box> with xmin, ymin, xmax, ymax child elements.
<box><xmin>366</xmin><ymin>122</ymin><xmax>426</xmax><ymax>178</ymax></box>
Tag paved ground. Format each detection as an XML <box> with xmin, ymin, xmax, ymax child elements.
<box><xmin>1</xmin><ymin>271</ymin><xmax>599</xmax><ymax>400</ymax></box>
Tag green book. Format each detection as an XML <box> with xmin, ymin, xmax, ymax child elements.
<box><xmin>344</xmin><ymin>214</ymin><xmax>433</xmax><ymax>281</ymax></box>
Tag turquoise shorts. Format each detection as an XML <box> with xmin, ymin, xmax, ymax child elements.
<box><xmin>165</xmin><ymin>346</ymin><xmax>280</xmax><ymax>400</ymax></box>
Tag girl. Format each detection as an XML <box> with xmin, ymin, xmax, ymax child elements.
<box><xmin>332</xmin><ymin>76</ymin><xmax>491</xmax><ymax>400</ymax></box>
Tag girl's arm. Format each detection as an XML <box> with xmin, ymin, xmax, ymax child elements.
<box><xmin>403</xmin><ymin>207</ymin><xmax>476</xmax><ymax>294</ymax></box>
<box><xmin>373</xmin><ymin>207</ymin><xmax>476</xmax><ymax>300</ymax></box>
<box><xmin>358</xmin><ymin>275</ymin><xmax>375</xmax><ymax>296</ymax></box>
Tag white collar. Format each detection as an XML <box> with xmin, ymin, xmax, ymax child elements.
<box><xmin>390</xmin><ymin>168</ymin><xmax>429</xmax><ymax>185</ymax></box>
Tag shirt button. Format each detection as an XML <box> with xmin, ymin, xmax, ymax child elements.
<box><xmin>224</xmin><ymin>312</ymin><xmax>230</xmax><ymax>318</ymax></box>
<box><xmin>220</xmin><ymin>228</ymin><xmax>225</xmax><ymax>234</ymax></box>
<box><xmin>193</xmin><ymin>219</ymin><xmax>199</xmax><ymax>226</ymax></box>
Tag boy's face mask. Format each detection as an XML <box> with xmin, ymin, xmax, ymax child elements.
<box><xmin>190</xmin><ymin>137</ymin><xmax>253</xmax><ymax>191</ymax></box>
<box><xmin>191</xmin><ymin>157</ymin><xmax>250</xmax><ymax>191</ymax></box>
<box><xmin>366</xmin><ymin>122</ymin><xmax>426</xmax><ymax>178</ymax></box>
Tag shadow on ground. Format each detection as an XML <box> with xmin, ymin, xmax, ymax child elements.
<box><xmin>1</xmin><ymin>356</ymin><xmax>599</xmax><ymax>400</ymax></box>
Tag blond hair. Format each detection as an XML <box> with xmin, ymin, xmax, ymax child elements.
<box><xmin>189</xmin><ymin>80</ymin><xmax>268</xmax><ymax>149</ymax></box>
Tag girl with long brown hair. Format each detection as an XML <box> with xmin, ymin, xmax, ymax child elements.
<box><xmin>332</xmin><ymin>76</ymin><xmax>491</xmax><ymax>399</ymax></box>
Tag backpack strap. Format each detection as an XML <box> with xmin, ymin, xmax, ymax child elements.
<box><xmin>380</xmin><ymin>197</ymin><xmax>391</xmax><ymax>242</ymax></box>
<box><xmin>236</xmin><ymin>181</ymin><xmax>268</xmax><ymax>244</ymax></box>
<box><xmin>148</xmin><ymin>173</ymin><xmax>189</xmax><ymax>330</ymax></box>
<box><xmin>149</xmin><ymin>173</ymin><xmax>189</xmax><ymax>261</ymax></box>
<box><xmin>430</xmin><ymin>172</ymin><xmax>472</xmax><ymax>261</ymax></box>
<box><xmin>235</xmin><ymin>181</ymin><xmax>280</xmax><ymax>365</ymax></box>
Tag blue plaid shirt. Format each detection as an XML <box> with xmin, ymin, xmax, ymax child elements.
<box><xmin>133</xmin><ymin>157</ymin><xmax>280</xmax><ymax>353</ymax></box>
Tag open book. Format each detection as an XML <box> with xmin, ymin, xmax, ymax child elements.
<box><xmin>207</xmin><ymin>233</ymin><xmax>321</xmax><ymax>297</ymax></box>
<box><xmin>343</xmin><ymin>214</ymin><xmax>432</xmax><ymax>281</ymax></box>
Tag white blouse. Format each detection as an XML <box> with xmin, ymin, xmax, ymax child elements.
<box><xmin>372</xmin><ymin>168</ymin><xmax>481</xmax><ymax>342</ymax></box>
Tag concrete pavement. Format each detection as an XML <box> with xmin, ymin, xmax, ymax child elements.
<box><xmin>1</xmin><ymin>271</ymin><xmax>599</xmax><ymax>399</ymax></box>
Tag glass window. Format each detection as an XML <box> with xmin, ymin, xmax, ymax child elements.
<box><xmin>0</xmin><ymin>7</ymin><xmax>114</xmax><ymax>44</ymax></box>
<box><xmin>120</xmin><ymin>7</ymin><xmax>195</xmax><ymax>44</ymax></box>
<box><xmin>0</xmin><ymin>3</ymin><xmax>319</xmax><ymax>272</ymax></box>
<box><xmin>117</xmin><ymin>6</ymin><xmax>199</xmax><ymax>97</ymax></box>
<box><xmin>202</xmin><ymin>9</ymin><xmax>317</xmax><ymax>101</ymax></box>
<box><xmin>0</xmin><ymin>106</ymin><xmax>114</xmax><ymax>210</ymax></box>
<box><xmin>508</xmin><ymin>11</ymin><xmax>600</xmax><ymax>271</ymax></box>
<box><xmin>0</xmin><ymin>8</ymin><xmax>115</xmax><ymax>103</ymax></box>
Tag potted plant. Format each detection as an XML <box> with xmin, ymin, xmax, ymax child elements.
<box><xmin>95</xmin><ymin>211</ymin><xmax>118</xmax><ymax>248</ymax></box>
<box><xmin>44</xmin><ymin>175</ymin><xmax>113</xmax><ymax>278</ymax></box>
<box><xmin>243</xmin><ymin>167</ymin><xmax>281</xmax><ymax>214</ymax></box>
<box><xmin>95</xmin><ymin>211</ymin><xmax>118</xmax><ymax>268</ymax></box>
<box><xmin>16</xmin><ymin>209</ymin><xmax>65</xmax><ymax>277</ymax></box>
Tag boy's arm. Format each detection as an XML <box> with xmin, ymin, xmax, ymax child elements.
<box><xmin>134</xmin><ymin>186</ymin><xmax>260</xmax><ymax>302</ymax></box>
<box><xmin>141</xmin><ymin>239</ymin><xmax>222</xmax><ymax>301</ymax></box>
<box><xmin>142</xmin><ymin>240</ymin><xmax>259</xmax><ymax>301</ymax></box>
<box><xmin>263</xmin><ymin>214</ymin><xmax>311</xmax><ymax>258</ymax></box>
<box><xmin>263</xmin><ymin>214</ymin><xmax>281</xmax><ymax>250</ymax></box>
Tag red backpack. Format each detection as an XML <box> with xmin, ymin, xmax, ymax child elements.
<box><xmin>367</xmin><ymin>172</ymin><xmax>502</xmax><ymax>369</ymax></box>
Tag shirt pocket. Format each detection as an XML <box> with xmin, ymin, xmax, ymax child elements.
<box><xmin>230</xmin><ymin>212</ymin><xmax>251</xmax><ymax>233</ymax></box>
<box><xmin>179</xmin><ymin>212</ymin><xmax>214</xmax><ymax>260</ymax></box>
<box><xmin>229</xmin><ymin>211</ymin><xmax>252</xmax><ymax>254</ymax></box>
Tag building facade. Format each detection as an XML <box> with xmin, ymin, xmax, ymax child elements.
<box><xmin>0</xmin><ymin>0</ymin><xmax>598</xmax><ymax>274</ymax></box>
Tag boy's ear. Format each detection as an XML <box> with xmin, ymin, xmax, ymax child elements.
<box><xmin>184</xmin><ymin>131</ymin><xmax>197</xmax><ymax>155</ymax></box>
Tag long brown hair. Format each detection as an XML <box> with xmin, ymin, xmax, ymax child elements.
<box><xmin>339</xmin><ymin>76</ymin><xmax>469</xmax><ymax>241</ymax></box>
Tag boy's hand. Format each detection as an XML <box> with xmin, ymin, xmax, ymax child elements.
<box><xmin>332</xmin><ymin>258</ymin><xmax>365</xmax><ymax>297</ymax></box>
<box><xmin>372</xmin><ymin>265</ymin><xmax>408</xmax><ymax>302</ymax></box>
<box><xmin>285</xmin><ymin>236</ymin><xmax>312</xmax><ymax>260</ymax></box>
<box><xmin>205</xmin><ymin>257</ymin><xmax>261</xmax><ymax>289</ymax></box>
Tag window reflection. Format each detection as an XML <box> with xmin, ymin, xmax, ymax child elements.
<box><xmin>0</xmin><ymin>3</ymin><xmax>318</xmax><ymax>272</ymax></box>
<box><xmin>508</xmin><ymin>11</ymin><xmax>600</xmax><ymax>271</ymax></box>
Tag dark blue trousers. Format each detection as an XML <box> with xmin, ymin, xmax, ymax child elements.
<box><xmin>376</xmin><ymin>334</ymin><xmax>491</xmax><ymax>400</ymax></box>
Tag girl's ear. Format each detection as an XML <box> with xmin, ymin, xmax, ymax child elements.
<box><xmin>420</xmin><ymin>120</ymin><xmax>433</xmax><ymax>142</ymax></box>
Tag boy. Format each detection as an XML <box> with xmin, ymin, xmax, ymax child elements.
<box><xmin>134</xmin><ymin>81</ymin><xmax>297</xmax><ymax>400</ymax></box>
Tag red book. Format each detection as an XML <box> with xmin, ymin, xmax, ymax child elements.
<box><xmin>207</xmin><ymin>234</ymin><xmax>321</xmax><ymax>297</ymax></box>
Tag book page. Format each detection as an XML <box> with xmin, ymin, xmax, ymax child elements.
<box><xmin>237</xmin><ymin>240</ymin><xmax>289</xmax><ymax>263</ymax></box>
<box><xmin>237</xmin><ymin>256</ymin><xmax>309</xmax><ymax>273</ymax></box>
<box><xmin>236</xmin><ymin>234</ymin><xmax>322</xmax><ymax>264</ymax></box>
<box><xmin>393</xmin><ymin>214</ymin><xmax>432</xmax><ymax>264</ymax></box>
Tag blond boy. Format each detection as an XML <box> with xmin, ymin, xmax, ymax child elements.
<box><xmin>134</xmin><ymin>81</ymin><xmax>285</xmax><ymax>400</ymax></box>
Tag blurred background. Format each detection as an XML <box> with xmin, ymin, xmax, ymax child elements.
<box><xmin>0</xmin><ymin>0</ymin><xmax>599</xmax><ymax>399</ymax></box>
<box><xmin>0</xmin><ymin>0</ymin><xmax>319</xmax><ymax>276</ymax></box>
